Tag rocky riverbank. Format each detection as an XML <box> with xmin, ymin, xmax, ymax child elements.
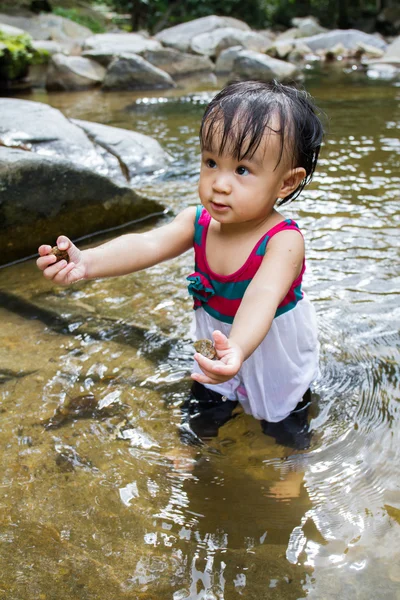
<box><xmin>0</xmin><ymin>13</ymin><xmax>399</xmax><ymax>91</ymax></box>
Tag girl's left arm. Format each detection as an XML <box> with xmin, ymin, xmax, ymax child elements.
<box><xmin>192</xmin><ymin>230</ymin><xmax>305</xmax><ymax>384</ymax></box>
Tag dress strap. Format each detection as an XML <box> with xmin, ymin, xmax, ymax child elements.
<box><xmin>255</xmin><ymin>219</ymin><xmax>302</xmax><ymax>257</ymax></box>
<box><xmin>193</xmin><ymin>206</ymin><xmax>210</xmax><ymax>247</ymax></box>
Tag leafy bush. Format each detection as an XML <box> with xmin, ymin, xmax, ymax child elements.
<box><xmin>0</xmin><ymin>31</ymin><xmax>49</xmax><ymax>81</ymax></box>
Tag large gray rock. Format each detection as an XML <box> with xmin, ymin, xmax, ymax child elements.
<box><xmin>0</xmin><ymin>99</ymin><xmax>104</xmax><ymax>170</ymax></box>
<box><xmin>215</xmin><ymin>45</ymin><xmax>243</xmax><ymax>74</ymax></box>
<box><xmin>102</xmin><ymin>53</ymin><xmax>176</xmax><ymax>90</ymax></box>
<box><xmin>232</xmin><ymin>50</ymin><xmax>300</xmax><ymax>81</ymax></box>
<box><xmin>155</xmin><ymin>15</ymin><xmax>250</xmax><ymax>52</ymax></box>
<box><xmin>367</xmin><ymin>35</ymin><xmax>400</xmax><ymax>65</ymax></box>
<box><xmin>142</xmin><ymin>47</ymin><xmax>214</xmax><ymax>77</ymax></box>
<box><xmin>366</xmin><ymin>36</ymin><xmax>400</xmax><ymax>79</ymax></box>
<box><xmin>83</xmin><ymin>33</ymin><xmax>162</xmax><ymax>59</ymax></box>
<box><xmin>46</xmin><ymin>54</ymin><xmax>106</xmax><ymax>90</ymax></box>
<box><xmin>0</xmin><ymin>22</ymin><xmax>26</xmax><ymax>36</ymax></box>
<box><xmin>0</xmin><ymin>12</ymin><xmax>92</xmax><ymax>41</ymax></box>
<box><xmin>31</xmin><ymin>40</ymin><xmax>66</xmax><ymax>56</ymax></box>
<box><xmin>71</xmin><ymin>119</ymin><xmax>172</xmax><ymax>178</ymax></box>
<box><xmin>299</xmin><ymin>29</ymin><xmax>387</xmax><ymax>52</ymax></box>
<box><xmin>191</xmin><ymin>27</ymin><xmax>272</xmax><ymax>57</ymax></box>
<box><xmin>0</xmin><ymin>147</ymin><xmax>163</xmax><ymax>265</ymax></box>
<box><xmin>268</xmin><ymin>39</ymin><xmax>312</xmax><ymax>60</ymax></box>
<box><xmin>0</xmin><ymin>98</ymin><xmax>171</xmax><ymax>183</ymax></box>
<box><xmin>291</xmin><ymin>16</ymin><xmax>327</xmax><ymax>37</ymax></box>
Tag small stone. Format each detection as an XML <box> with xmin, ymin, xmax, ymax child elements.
<box><xmin>50</xmin><ymin>246</ymin><xmax>70</xmax><ymax>263</ymax></box>
<box><xmin>194</xmin><ymin>339</ymin><xmax>217</xmax><ymax>360</ymax></box>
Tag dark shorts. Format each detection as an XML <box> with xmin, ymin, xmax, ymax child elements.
<box><xmin>180</xmin><ymin>382</ymin><xmax>312</xmax><ymax>450</ymax></box>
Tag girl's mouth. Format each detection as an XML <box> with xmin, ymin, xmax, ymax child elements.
<box><xmin>210</xmin><ymin>201</ymin><xmax>229</xmax><ymax>211</ymax></box>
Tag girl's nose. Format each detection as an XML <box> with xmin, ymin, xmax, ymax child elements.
<box><xmin>212</xmin><ymin>173</ymin><xmax>231</xmax><ymax>194</ymax></box>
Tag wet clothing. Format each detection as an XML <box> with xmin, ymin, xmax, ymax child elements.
<box><xmin>187</xmin><ymin>206</ymin><xmax>319</xmax><ymax>423</ymax></box>
<box><xmin>181</xmin><ymin>381</ymin><xmax>312</xmax><ymax>450</ymax></box>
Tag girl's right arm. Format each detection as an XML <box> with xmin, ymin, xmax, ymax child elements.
<box><xmin>37</xmin><ymin>206</ymin><xmax>197</xmax><ymax>285</ymax></box>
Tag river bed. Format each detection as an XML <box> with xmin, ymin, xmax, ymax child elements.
<box><xmin>0</xmin><ymin>67</ymin><xmax>399</xmax><ymax>599</ymax></box>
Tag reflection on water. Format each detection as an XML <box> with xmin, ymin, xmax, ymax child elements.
<box><xmin>0</xmin><ymin>69</ymin><xmax>399</xmax><ymax>598</ymax></box>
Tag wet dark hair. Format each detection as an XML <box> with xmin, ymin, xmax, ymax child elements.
<box><xmin>199</xmin><ymin>80</ymin><xmax>324</xmax><ymax>204</ymax></box>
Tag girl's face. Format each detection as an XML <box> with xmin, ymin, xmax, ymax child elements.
<box><xmin>198</xmin><ymin>123</ymin><xmax>305</xmax><ymax>228</ymax></box>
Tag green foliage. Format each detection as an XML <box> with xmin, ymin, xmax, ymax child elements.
<box><xmin>0</xmin><ymin>31</ymin><xmax>49</xmax><ymax>81</ymax></box>
<box><xmin>109</xmin><ymin>0</ymin><xmax>385</xmax><ymax>33</ymax></box>
<box><xmin>111</xmin><ymin>0</ymin><xmax>268</xmax><ymax>32</ymax></box>
<box><xmin>0</xmin><ymin>31</ymin><xmax>33</xmax><ymax>80</ymax></box>
<box><xmin>52</xmin><ymin>7</ymin><xmax>106</xmax><ymax>33</ymax></box>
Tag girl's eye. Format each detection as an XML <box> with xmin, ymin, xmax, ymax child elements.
<box><xmin>236</xmin><ymin>166</ymin><xmax>249</xmax><ymax>176</ymax></box>
<box><xmin>205</xmin><ymin>159</ymin><xmax>217</xmax><ymax>168</ymax></box>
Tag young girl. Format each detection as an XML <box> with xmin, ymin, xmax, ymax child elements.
<box><xmin>37</xmin><ymin>80</ymin><xmax>324</xmax><ymax>448</ymax></box>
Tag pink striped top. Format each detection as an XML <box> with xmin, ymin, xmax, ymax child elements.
<box><xmin>187</xmin><ymin>206</ymin><xmax>306</xmax><ymax>324</ymax></box>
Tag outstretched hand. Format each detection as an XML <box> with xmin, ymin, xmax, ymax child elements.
<box><xmin>191</xmin><ymin>330</ymin><xmax>244</xmax><ymax>385</ymax></box>
<box><xmin>36</xmin><ymin>236</ymin><xmax>87</xmax><ymax>285</ymax></box>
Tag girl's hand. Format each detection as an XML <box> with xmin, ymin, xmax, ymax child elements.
<box><xmin>36</xmin><ymin>236</ymin><xmax>87</xmax><ymax>285</ymax></box>
<box><xmin>191</xmin><ymin>330</ymin><xmax>244</xmax><ymax>385</ymax></box>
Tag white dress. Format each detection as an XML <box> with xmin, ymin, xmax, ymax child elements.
<box><xmin>187</xmin><ymin>206</ymin><xmax>320</xmax><ymax>423</ymax></box>
<box><xmin>191</xmin><ymin>297</ymin><xmax>319</xmax><ymax>423</ymax></box>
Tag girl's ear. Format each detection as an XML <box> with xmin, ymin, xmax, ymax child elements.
<box><xmin>278</xmin><ymin>167</ymin><xmax>306</xmax><ymax>199</ymax></box>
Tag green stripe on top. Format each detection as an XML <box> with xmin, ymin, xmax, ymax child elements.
<box><xmin>202</xmin><ymin>303</ymin><xmax>234</xmax><ymax>324</ymax></box>
<box><xmin>194</xmin><ymin>205</ymin><xmax>204</xmax><ymax>246</ymax></box>
<box><xmin>256</xmin><ymin>235</ymin><xmax>270</xmax><ymax>256</ymax></box>
<box><xmin>274</xmin><ymin>284</ymin><xmax>303</xmax><ymax>318</ymax></box>
<box><xmin>195</xmin><ymin>266</ymin><xmax>252</xmax><ymax>299</ymax></box>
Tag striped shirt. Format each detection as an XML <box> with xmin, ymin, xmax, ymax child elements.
<box><xmin>187</xmin><ymin>206</ymin><xmax>305</xmax><ymax>325</ymax></box>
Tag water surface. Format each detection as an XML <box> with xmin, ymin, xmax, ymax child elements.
<box><xmin>0</xmin><ymin>68</ymin><xmax>399</xmax><ymax>599</ymax></box>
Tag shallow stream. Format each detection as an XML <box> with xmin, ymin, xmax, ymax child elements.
<box><xmin>0</xmin><ymin>67</ymin><xmax>399</xmax><ymax>599</ymax></box>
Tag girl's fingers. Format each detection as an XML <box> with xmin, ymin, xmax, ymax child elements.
<box><xmin>194</xmin><ymin>353</ymin><xmax>237</xmax><ymax>376</ymax></box>
<box><xmin>191</xmin><ymin>372</ymin><xmax>221</xmax><ymax>385</ymax></box>
<box><xmin>194</xmin><ymin>353</ymin><xmax>217</xmax><ymax>371</ymax></box>
<box><xmin>53</xmin><ymin>262</ymin><xmax>76</xmax><ymax>284</ymax></box>
<box><xmin>36</xmin><ymin>254</ymin><xmax>57</xmax><ymax>271</ymax></box>
<box><xmin>212</xmin><ymin>329</ymin><xmax>229</xmax><ymax>348</ymax></box>
<box><xmin>42</xmin><ymin>259</ymin><xmax>70</xmax><ymax>281</ymax></box>
<box><xmin>56</xmin><ymin>235</ymin><xmax>72</xmax><ymax>251</ymax></box>
<box><xmin>38</xmin><ymin>244</ymin><xmax>53</xmax><ymax>256</ymax></box>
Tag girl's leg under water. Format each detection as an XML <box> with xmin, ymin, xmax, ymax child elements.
<box><xmin>260</xmin><ymin>388</ymin><xmax>312</xmax><ymax>450</ymax></box>
<box><xmin>181</xmin><ymin>384</ymin><xmax>312</xmax><ymax>450</ymax></box>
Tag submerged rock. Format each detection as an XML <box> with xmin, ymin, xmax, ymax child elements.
<box><xmin>55</xmin><ymin>444</ymin><xmax>95</xmax><ymax>472</ymax></box>
<box><xmin>42</xmin><ymin>393</ymin><xmax>122</xmax><ymax>429</ymax></box>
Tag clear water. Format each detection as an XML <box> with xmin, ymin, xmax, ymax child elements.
<box><xmin>0</xmin><ymin>67</ymin><xmax>399</xmax><ymax>599</ymax></box>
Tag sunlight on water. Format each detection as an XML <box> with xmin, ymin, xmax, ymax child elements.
<box><xmin>0</xmin><ymin>69</ymin><xmax>399</xmax><ymax>599</ymax></box>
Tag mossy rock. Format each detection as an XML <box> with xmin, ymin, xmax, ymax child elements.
<box><xmin>0</xmin><ymin>30</ymin><xmax>49</xmax><ymax>81</ymax></box>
